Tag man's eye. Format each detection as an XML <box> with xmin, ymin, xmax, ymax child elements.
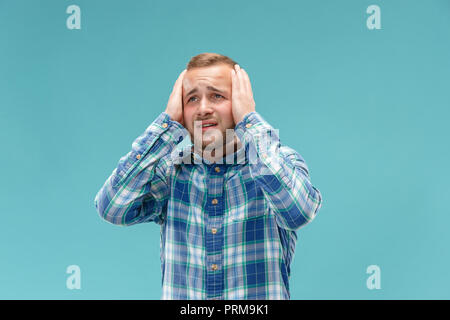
<box><xmin>214</xmin><ymin>94</ymin><xmax>223</xmax><ymax>99</ymax></box>
<box><xmin>188</xmin><ymin>96</ymin><xmax>197</xmax><ymax>102</ymax></box>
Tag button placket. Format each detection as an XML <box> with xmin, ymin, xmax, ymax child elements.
<box><xmin>205</xmin><ymin>164</ymin><xmax>226</xmax><ymax>299</ymax></box>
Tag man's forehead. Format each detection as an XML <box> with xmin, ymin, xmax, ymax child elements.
<box><xmin>183</xmin><ymin>66</ymin><xmax>230</xmax><ymax>87</ymax></box>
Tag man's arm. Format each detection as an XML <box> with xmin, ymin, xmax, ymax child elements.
<box><xmin>94</xmin><ymin>112</ymin><xmax>188</xmax><ymax>226</ymax></box>
<box><xmin>94</xmin><ymin>69</ymin><xmax>188</xmax><ymax>226</ymax></box>
<box><xmin>235</xmin><ymin>111</ymin><xmax>323</xmax><ymax>231</ymax></box>
<box><xmin>230</xmin><ymin>65</ymin><xmax>322</xmax><ymax>231</ymax></box>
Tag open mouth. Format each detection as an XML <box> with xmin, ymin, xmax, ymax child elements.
<box><xmin>197</xmin><ymin>121</ymin><xmax>218</xmax><ymax>132</ymax></box>
<box><xmin>201</xmin><ymin>124</ymin><xmax>217</xmax><ymax>131</ymax></box>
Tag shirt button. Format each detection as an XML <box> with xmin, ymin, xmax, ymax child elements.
<box><xmin>214</xmin><ymin>167</ymin><xmax>221</xmax><ymax>173</ymax></box>
<box><xmin>136</xmin><ymin>154</ymin><xmax>141</xmax><ymax>160</ymax></box>
<box><xmin>211</xmin><ymin>228</ymin><xmax>217</xmax><ymax>234</ymax></box>
<box><xmin>162</xmin><ymin>123</ymin><xmax>168</xmax><ymax>128</ymax></box>
<box><xmin>211</xmin><ymin>264</ymin><xmax>218</xmax><ymax>271</ymax></box>
<box><xmin>245</xmin><ymin>123</ymin><xmax>252</xmax><ymax>129</ymax></box>
<box><xmin>211</xmin><ymin>199</ymin><xmax>218</xmax><ymax>205</ymax></box>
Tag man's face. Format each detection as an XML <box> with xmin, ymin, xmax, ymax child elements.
<box><xmin>182</xmin><ymin>64</ymin><xmax>235</xmax><ymax>150</ymax></box>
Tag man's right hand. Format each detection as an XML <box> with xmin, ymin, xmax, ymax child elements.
<box><xmin>164</xmin><ymin>69</ymin><xmax>187</xmax><ymax>127</ymax></box>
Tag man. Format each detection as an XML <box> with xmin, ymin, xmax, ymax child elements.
<box><xmin>94</xmin><ymin>53</ymin><xmax>323</xmax><ymax>300</ymax></box>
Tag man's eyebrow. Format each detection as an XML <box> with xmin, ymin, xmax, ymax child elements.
<box><xmin>185</xmin><ymin>86</ymin><xmax>227</xmax><ymax>97</ymax></box>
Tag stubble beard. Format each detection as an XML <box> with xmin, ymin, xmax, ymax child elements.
<box><xmin>192</xmin><ymin>125</ymin><xmax>239</xmax><ymax>163</ymax></box>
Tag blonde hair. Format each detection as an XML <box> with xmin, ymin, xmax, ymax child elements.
<box><xmin>186</xmin><ymin>52</ymin><xmax>238</xmax><ymax>70</ymax></box>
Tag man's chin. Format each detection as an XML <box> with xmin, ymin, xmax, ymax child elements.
<box><xmin>191</xmin><ymin>138</ymin><xmax>223</xmax><ymax>152</ymax></box>
<box><xmin>197</xmin><ymin>132</ymin><xmax>222</xmax><ymax>145</ymax></box>
<box><xmin>201</xmin><ymin>139</ymin><xmax>223</xmax><ymax>150</ymax></box>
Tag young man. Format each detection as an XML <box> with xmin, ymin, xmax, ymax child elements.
<box><xmin>94</xmin><ymin>53</ymin><xmax>323</xmax><ymax>300</ymax></box>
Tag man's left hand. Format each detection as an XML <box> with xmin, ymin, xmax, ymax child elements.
<box><xmin>231</xmin><ymin>64</ymin><xmax>256</xmax><ymax>124</ymax></box>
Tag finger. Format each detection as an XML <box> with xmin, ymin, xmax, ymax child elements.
<box><xmin>235</xmin><ymin>64</ymin><xmax>246</xmax><ymax>95</ymax></box>
<box><xmin>177</xmin><ymin>69</ymin><xmax>187</xmax><ymax>81</ymax></box>
<box><xmin>173</xmin><ymin>69</ymin><xmax>186</xmax><ymax>89</ymax></box>
<box><xmin>172</xmin><ymin>69</ymin><xmax>187</xmax><ymax>97</ymax></box>
<box><xmin>175</xmin><ymin>69</ymin><xmax>187</xmax><ymax>89</ymax></box>
<box><xmin>231</xmin><ymin>67</ymin><xmax>239</xmax><ymax>94</ymax></box>
<box><xmin>240</xmin><ymin>68</ymin><xmax>253</xmax><ymax>96</ymax></box>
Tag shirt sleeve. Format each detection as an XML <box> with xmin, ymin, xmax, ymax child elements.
<box><xmin>94</xmin><ymin>112</ymin><xmax>189</xmax><ymax>226</ymax></box>
<box><xmin>234</xmin><ymin>111</ymin><xmax>323</xmax><ymax>231</ymax></box>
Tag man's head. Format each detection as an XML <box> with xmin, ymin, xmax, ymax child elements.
<box><xmin>182</xmin><ymin>53</ymin><xmax>238</xmax><ymax>151</ymax></box>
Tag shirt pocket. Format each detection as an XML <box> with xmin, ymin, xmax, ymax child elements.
<box><xmin>226</xmin><ymin>179</ymin><xmax>268</xmax><ymax>222</ymax></box>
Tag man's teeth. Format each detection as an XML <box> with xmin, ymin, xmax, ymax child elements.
<box><xmin>202</xmin><ymin>124</ymin><xmax>216</xmax><ymax>127</ymax></box>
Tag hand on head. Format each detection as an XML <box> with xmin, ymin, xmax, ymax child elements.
<box><xmin>165</xmin><ymin>69</ymin><xmax>187</xmax><ymax>126</ymax></box>
<box><xmin>230</xmin><ymin>64</ymin><xmax>256</xmax><ymax>124</ymax></box>
<box><xmin>165</xmin><ymin>64</ymin><xmax>256</xmax><ymax>128</ymax></box>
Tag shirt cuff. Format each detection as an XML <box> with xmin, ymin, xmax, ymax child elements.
<box><xmin>116</xmin><ymin>112</ymin><xmax>188</xmax><ymax>181</ymax></box>
<box><xmin>234</xmin><ymin>111</ymin><xmax>285</xmax><ymax>175</ymax></box>
<box><xmin>150</xmin><ymin>112</ymin><xmax>189</xmax><ymax>146</ymax></box>
<box><xmin>234</xmin><ymin>111</ymin><xmax>272</xmax><ymax>144</ymax></box>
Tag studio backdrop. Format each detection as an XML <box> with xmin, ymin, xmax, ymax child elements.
<box><xmin>1</xmin><ymin>0</ymin><xmax>449</xmax><ymax>299</ymax></box>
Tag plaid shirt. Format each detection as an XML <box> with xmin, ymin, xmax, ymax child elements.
<box><xmin>94</xmin><ymin>111</ymin><xmax>322</xmax><ymax>300</ymax></box>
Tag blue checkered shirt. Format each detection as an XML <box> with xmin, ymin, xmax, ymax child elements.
<box><xmin>94</xmin><ymin>111</ymin><xmax>322</xmax><ymax>300</ymax></box>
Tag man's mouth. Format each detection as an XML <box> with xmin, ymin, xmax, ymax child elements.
<box><xmin>197</xmin><ymin>120</ymin><xmax>218</xmax><ymax>131</ymax></box>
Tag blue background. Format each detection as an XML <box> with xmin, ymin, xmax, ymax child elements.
<box><xmin>1</xmin><ymin>0</ymin><xmax>449</xmax><ymax>299</ymax></box>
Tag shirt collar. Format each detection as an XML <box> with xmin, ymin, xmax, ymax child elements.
<box><xmin>172</xmin><ymin>140</ymin><xmax>247</xmax><ymax>166</ymax></box>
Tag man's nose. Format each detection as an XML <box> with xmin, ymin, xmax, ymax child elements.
<box><xmin>197</xmin><ymin>97</ymin><xmax>213</xmax><ymax>116</ymax></box>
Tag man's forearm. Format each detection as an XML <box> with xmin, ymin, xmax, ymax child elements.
<box><xmin>94</xmin><ymin>112</ymin><xmax>189</xmax><ymax>226</ymax></box>
<box><xmin>235</xmin><ymin>111</ymin><xmax>323</xmax><ymax>231</ymax></box>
